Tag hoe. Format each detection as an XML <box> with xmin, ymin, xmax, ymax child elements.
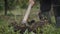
<box><xmin>21</xmin><ymin>3</ymin><xmax>33</xmax><ymax>26</ymax></box>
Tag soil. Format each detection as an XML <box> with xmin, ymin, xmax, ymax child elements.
<box><xmin>9</xmin><ymin>19</ymin><xmax>49</xmax><ymax>34</ymax></box>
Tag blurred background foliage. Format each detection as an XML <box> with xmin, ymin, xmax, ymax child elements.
<box><xmin>0</xmin><ymin>0</ymin><xmax>39</xmax><ymax>11</ymax></box>
<box><xmin>0</xmin><ymin>0</ymin><xmax>4</xmax><ymax>11</ymax></box>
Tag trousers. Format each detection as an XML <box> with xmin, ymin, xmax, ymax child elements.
<box><xmin>39</xmin><ymin>0</ymin><xmax>60</xmax><ymax>27</ymax></box>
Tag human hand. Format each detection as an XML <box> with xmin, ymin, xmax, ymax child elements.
<box><xmin>29</xmin><ymin>0</ymin><xmax>35</xmax><ymax>6</ymax></box>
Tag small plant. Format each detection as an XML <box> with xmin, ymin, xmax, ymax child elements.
<box><xmin>23</xmin><ymin>29</ymin><xmax>35</xmax><ymax>34</ymax></box>
<box><xmin>36</xmin><ymin>27</ymin><xmax>41</xmax><ymax>34</ymax></box>
<box><xmin>43</xmin><ymin>24</ymin><xmax>56</xmax><ymax>34</ymax></box>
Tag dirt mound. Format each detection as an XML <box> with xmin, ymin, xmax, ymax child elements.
<box><xmin>8</xmin><ymin>19</ymin><xmax>49</xmax><ymax>34</ymax></box>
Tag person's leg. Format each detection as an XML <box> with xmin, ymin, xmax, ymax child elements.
<box><xmin>53</xmin><ymin>0</ymin><xmax>60</xmax><ymax>27</ymax></box>
<box><xmin>53</xmin><ymin>5</ymin><xmax>60</xmax><ymax>27</ymax></box>
<box><xmin>39</xmin><ymin>0</ymin><xmax>51</xmax><ymax>24</ymax></box>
